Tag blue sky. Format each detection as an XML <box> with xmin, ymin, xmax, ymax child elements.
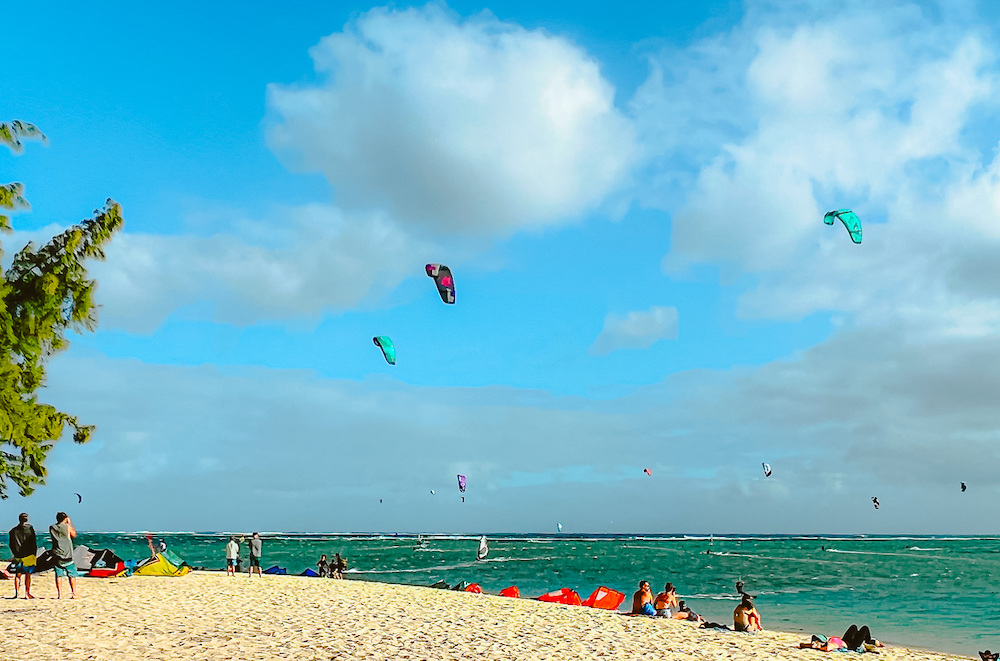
<box><xmin>5</xmin><ymin>0</ymin><xmax>1000</xmax><ymax>533</ymax></box>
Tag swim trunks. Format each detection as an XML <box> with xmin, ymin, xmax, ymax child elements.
<box><xmin>53</xmin><ymin>560</ymin><xmax>79</xmax><ymax>578</ymax></box>
<box><xmin>11</xmin><ymin>555</ymin><xmax>36</xmax><ymax>574</ymax></box>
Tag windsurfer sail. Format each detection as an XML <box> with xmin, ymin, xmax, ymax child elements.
<box><xmin>477</xmin><ymin>535</ymin><xmax>489</xmax><ymax>561</ymax></box>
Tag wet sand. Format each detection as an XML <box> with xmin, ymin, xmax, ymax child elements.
<box><xmin>0</xmin><ymin>572</ymin><xmax>971</xmax><ymax>660</ymax></box>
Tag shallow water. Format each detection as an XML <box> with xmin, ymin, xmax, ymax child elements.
<box><xmin>74</xmin><ymin>533</ymin><xmax>994</xmax><ymax>657</ymax></box>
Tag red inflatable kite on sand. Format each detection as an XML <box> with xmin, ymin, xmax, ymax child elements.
<box><xmin>537</xmin><ymin>588</ymin><xmax>582</xmax><ymax>606</ymax></box>
<box><xmin>499</xmin><ymin>586</ymin><xmax>520</xmax><ymax>598</ymax></box>
<box><xmin>582</xmin><ymin>586</ymin><xmax>626</xmax><ymax>610</ymax></box>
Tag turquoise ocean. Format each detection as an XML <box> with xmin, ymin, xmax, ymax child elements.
<box><xmin>74</xmin><ymin>533</ymin><xmax>993</xmax><ymax>657</ymax></box>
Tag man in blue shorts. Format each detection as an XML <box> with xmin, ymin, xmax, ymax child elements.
<box><xmin>49</xmin><ymin>512</ymin><xmax>80</xmax><ymax>599</ymax></box>
<box><xmin>8</xmin><ymin>513</ymin><xmax>37</xmax><ymax>599</ymax></box>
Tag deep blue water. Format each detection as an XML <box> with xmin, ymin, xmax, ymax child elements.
<box><xmin>72</xmin><ymin>533</ymin><xmax>994</xmax><ymax>657</ymax></box>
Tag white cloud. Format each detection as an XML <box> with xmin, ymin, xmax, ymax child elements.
<box><xmin>589</xmin><ymin>305</ymin><xmax>678</xmax><ymax>355</ymax></box>
<box><xmin>267</xmin><ymin>4</ymin><xmax>637</xmax><ymax>235</ymax></box>
<box><xmin>85</xmin><ymin>204</ymin><xmax>438</xmax><ymax>332</ymax></box>
<box><xmin>631</xmin><ymin>1</ymin><xmax>1000</xmax><ymax>344</ymax></box>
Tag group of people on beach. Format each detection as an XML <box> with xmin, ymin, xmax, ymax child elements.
<box><xmin>6</xmin><ymin>512</ymin><xmax>81</xmax><ymax>599</ymax></box>
<box><xmin>225</xmin><ymin>533</ymin><xmax>263</xmax><ymax>576</ymax></box>
<box><xmin>316</xmin><ymin>553</ymin><xmax>347</xmax><ymax>578</ymax></box>
<box><xmin>631</xmin><ymin>579</ymin><xmax>760</xmax><ymax>632</ymax></box>
<box><xmin>630</xmin><ymin>580</ymin><xmax>725</xmax><ymax>626</ymax></box>
<box><xmin>630</xmin><ymin>578</ymin><xmax>883</xmax><ymax>652</ymax></box>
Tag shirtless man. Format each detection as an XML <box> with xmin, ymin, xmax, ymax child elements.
<box><xmin>733</xmin><ymin>594</ymin><xmax>762</xmax><ymax>632</ymax></box>
<box><xmin>631</xmin><ymin>580</ymin><xmax>655</xmax><ymax>616</ymax></box>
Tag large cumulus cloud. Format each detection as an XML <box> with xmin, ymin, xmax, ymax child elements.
<box><xmin>267</xmin><ymin>5</ymin><xmax>637</xmax><ymax>235</ymax></box>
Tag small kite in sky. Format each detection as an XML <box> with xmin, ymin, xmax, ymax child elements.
<box><xmin>379</xmin><ymin>499</ymin><xmax>382</xmax><ymax>504</ymax></box>
<box><xmin>425</xmin><ymin>264</ymin><xmax>456</xmax><ymax>304</ymax></box>
<box><xmin>430</xmin><ymin>490</ymin><xmax>435</xmax><ymax>495</ymax></box>
<box><xmin>457</xmin><ymin>474</ymin><xmax>467</xmax><ymax>502</ymax></box>
<box><xmin>373</xmin><ymin>336</ymin><xmax>396</xmax><ymax>365</ymax></box>
<box><xmin>643</xmin><ymin>468</ymin><xmax>651</xmax><ymax>476</ymax></box>
<box><xmin>75</xmin><ymin>493</ymin><xmax>82</xmax><ymax>504</ymax></box>
<box><xmin>872</xmin><ymin>496</ymin><xmax>880</xmax><ymax>510</ymax></box>
<box><xmin>762</xmin><ymin>463</ymin><xmax>772</xmax><ymax>478</ymax></box>
<box><xmin>961</xmin><ymin>482</ymin><xmax>967</xmax><ymax>492</ymax></box>
<box><xmin>557</xmin><ymin>523</ymin><xmax>563</xmax><ymax>533</ymax></box>
<box><xmin>823</xmin><ymin>209</ymin><xmax>862</xmax><ymax>244</ymax></box>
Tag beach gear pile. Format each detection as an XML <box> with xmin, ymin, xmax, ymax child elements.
<box><xmin>134</xmin><ymin>550</ymin><xmax>191</xmax><ymax>577</ymax></box>
<box><xmin>428</xmin><ymin>580</ymin><xmax>625</xmax><ymax>611</ymax></box>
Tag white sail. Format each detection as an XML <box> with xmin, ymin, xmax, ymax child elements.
<box><xmin>477</xmin><ymin>535</ymin><xmax>489</xmax><ymax>560</ymax></box>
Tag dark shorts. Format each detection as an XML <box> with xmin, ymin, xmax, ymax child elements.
<box><xmin>227</xmin><ymin>559</ymin><xmax>237</xmax><ymax>568</ymax></box>
<box><xmin>249</xmin><ymin>556</ymin><xmax>260</xmax><ymax>568</ymax></box>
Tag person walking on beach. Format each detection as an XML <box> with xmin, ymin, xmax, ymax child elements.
<box><xmin>225</xmin><ymin>536</ymin><xmax>239</xmax><ymax>576</ymax></box>
<box><xmin>333</xmin><ymin>552</ymin><xmax>347</xmax><ymax>579</ymax></box>
<box><xmin>49</xmin><ymin>512</ymin><xmax>80</xmax><ymax>599</ymax></box>
<box><xmin>248</xmin><ymin>532</ymin><xmax>262</xmax><ymax>577</ymax></box>
<box><xmin>317</xmin><ymin>554</ymin><xmax>329</xmax><ymax>578</ymax></box>
<box><xmin>631</xmin><ymin>580</ymin><xmax>655</xmax><ymax>616</ymax></box>
<box><xmin>8</xmin><ymin>513</ymin><xmax>37</xmax><ymax>599</ymax></box>
<box><xmin>733</xmin><ymin>594</ymin><xmax>762</xmax><ymax>632</ymax></box>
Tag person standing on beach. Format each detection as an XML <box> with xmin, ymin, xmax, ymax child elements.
<box><xmin>317</xmin><ymin>554</ymin><xmax>329</xmax><ymax>578</ymax></box>
<box><xmin>225</xmin><ymin>536</ymin><xmax>239</xmax><ymax>576</ymax></box>
<box><xmin>248</xmin><ymin>532</ymin><xmax>262</xmax><ymax>577</ymax></box>
<box><xmin>49</xmin><ymin>512</ymin><xmax>80</xmax><ymax>599</ymax></box>
<box><xmin>8</xmin><ymin>513</ymin><xmax>37</xmax><ymax>599</ymax></box>
<box><xmin>333</xmin><ymin>552</ymin><xmax>347</xmax><ymax>579</ymax></box>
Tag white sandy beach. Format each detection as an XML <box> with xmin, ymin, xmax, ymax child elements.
<box><xmin>0</xmin><ymin>572</ymin><xmax>971</xmax><ymax>660</ymax></box>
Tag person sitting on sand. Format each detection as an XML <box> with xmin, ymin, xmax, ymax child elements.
<box><xmin>317</xmin><ymin>554</ymin><xmax>330</xmax><ymax>578</ymax></box>
<box><xmin>654</xmin><ymin>582</ymin><xmax>678</xmax><ymax>616</ymax></box>
<box><xmin>799</xmin><ymin>626</ymin><xmax>883</xmax><ymax>652</ymax></box>
<box><xmin>672</xmin><ymin>599</ymin><xmax>703</xmax><ymax>623</ymax></box>
<box><xmin>631</xmin><ymin>580</ymin><xmax>656</xmax><ymax>616</ymax></box>
<box><xmin>733</xmin><ymin>594</ymin><xmax>761</xmax><ymax>632</ymax></box>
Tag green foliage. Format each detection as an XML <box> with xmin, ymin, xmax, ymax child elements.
<box><xmin>0</xmin><ymin>120</ymin><xmax>121</xmax><ymax>498</ymax></box>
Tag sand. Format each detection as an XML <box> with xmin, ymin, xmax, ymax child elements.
<box><xmin>0</xmin><ymin>572</ymin><xmax>970</xmax><ymax>660</ymax></box>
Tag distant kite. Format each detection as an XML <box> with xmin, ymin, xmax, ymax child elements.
<box><xmin>425</xmin><ymin>264</ymin><xmax>456</xmax><ymax>304</ymax></box>
<box><xmin>75</xmin><ymin>493</ymin><xmax>82</xmax><ymax>504</ymax></box>
<box><xmin>557</xmin><ymin>523</ymin><xmax>563</xmax><ymax>533</ymax></box>
<box><xmin>823</xmin><ymin>209</ymin><xmax>862</xmax><ymax>244</ymax></box>
<box><xmin>872</xmin><ymin>496</ymin><xmax>880</xmax><ymax>510</ymax></box>
<box><xmin>457</xmin><ymin>475</ymin><xmax>467</xmax><ymax>503</ymax></box>
<box><xmin>379</xmin><ymin>499</ymin><xmax>383</xmax><ymax>504</ymax></box>
<box><xmin>643</xmin><ymin>468</ymin><xmax>652</xmax><ymax>477</ymax></box>
<box><xmin>762</xmin><ymin>463</ymin><xmax>772</xmax><ymax>478</ymax></box>
<box><xmin>430</xmin><ymin>490</ymin><xmax>436</xmax><ymax>495</ymax></box>
<box><xmin>373</xmin><ymin>336</ymin><xmax>396</xmax><ymax>365</ymax></box>
<box><xmin>961</xmin><ymin>482</ymin><xmax>967</xmax><ymax>492</ymax></box>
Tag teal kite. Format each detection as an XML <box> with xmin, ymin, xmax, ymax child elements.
<box><xmin>373</xmin><ymin>336</ymin><xmax>396</xmax><ymax>365</ymax></box>
<box><xmin>823</xmin><ymin>209</ymin><xmax>862</xmax><ymax>244</ymax></box>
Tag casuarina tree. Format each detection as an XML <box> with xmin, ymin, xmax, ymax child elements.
<box><xmin>0</xmin><ymin>120</ymin><xmax>122</xmax><ymax>497</ymax></box>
